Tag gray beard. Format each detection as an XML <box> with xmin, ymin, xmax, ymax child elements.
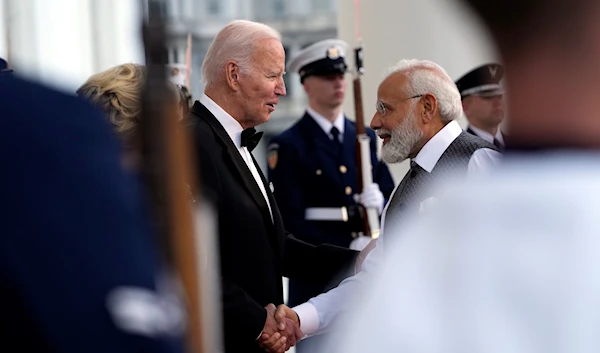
<box><xmin>380</xmin><ymin>112</ymin><xmax>423</xmax><ymax>164</ymax></box>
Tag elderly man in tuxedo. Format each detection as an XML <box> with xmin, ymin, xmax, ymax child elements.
<box><xmin>188</xmin><ymin>20</ymin><xmax>357</xmax><ymax>353</ymax></box>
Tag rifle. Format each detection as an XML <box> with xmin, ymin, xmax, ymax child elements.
<box><xmin>352</xmin><ymin>46</ymin><xmax>380</xmax><ymax>239</ymax></box>
<box><xmin>140</xmin><ymin>1</ymin><xmax>220</xmax><ymax>352</ymax></box>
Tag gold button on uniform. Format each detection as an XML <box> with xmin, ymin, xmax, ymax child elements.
<box><xmin>339</xmin><ymin>165</ymin><xmax>347</xmax><ymax>174</ymax></box>
<box><xmin>345</xmin><ymin>186</ymin><xmax>352</xmax><ymax>195</ymax></box>
<box><xmin>316</xmin><ymin>169</ymin><xmax>322</xmax><ymax>175</ymax></box>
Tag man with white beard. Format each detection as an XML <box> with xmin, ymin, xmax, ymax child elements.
<box><xmin>266</xmin><ymin>59</ymin><xmax>501</xmax><ymax>347</ymax></box>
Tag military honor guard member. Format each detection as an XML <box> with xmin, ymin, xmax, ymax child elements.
<box><xmin>266</xmin><ymin>39</ymin><xmax>395</xmax><ymax>352</ymax></box>
<box><xmin>455</xmin><ymin>63</ymin><xmax>506</xmax><ymax>151</ymax></box>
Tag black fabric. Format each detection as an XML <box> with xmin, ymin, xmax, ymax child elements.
<box><xmin>384</xmin><ymin>131</ymin><xmax>498</xmax><ymax>236</ymax></box>
<box><xmin>188</xmin><ymin>101</ymin><xmax>358</xmax><ymax>353</ymax></box>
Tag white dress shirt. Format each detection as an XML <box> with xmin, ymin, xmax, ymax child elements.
<box><xmin>200</xmin><ymin>93</ymin><xmax>273</xmax><ymax>222</ymax></box>
<box><xmin>293</xmin><ymin>120</ymin><xmax>502</xmax><ymax>337</ymax></box>
<box><xmin>335</xmin><ymin>152</ymin><xmax>600</xmax><ymax>353</ymax></box>
<box><xmin>307</xmin><ymin>106</ymin><xmax>345</xmax><ymax>143</ymax></box>
<box><xmin>468</xmin><ymin>124</ymin><xmax>505</xmax><ymax>146</ymax></box>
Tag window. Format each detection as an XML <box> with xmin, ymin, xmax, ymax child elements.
<box><xmin>143</xmin><ymin>0</ymin><xmax>169</xmax><ymax>18</ymax></box>
<box><xmin>207</xmin><ymin>0</ymin><xmax>220</xmax><ymax>14</ymax></box>
<box><xmin>274</xmin><ymin>0</ymin><xmax>285</xmax><ymax>16</ymax></box>
<box><xmin>311</xmin><ymin>0</ymin><xmax>331</xmax><ymax>12</ymax></box>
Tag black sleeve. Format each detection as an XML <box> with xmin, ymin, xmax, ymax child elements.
<box><xmin>283</xmin><ymin>234</ymin><xmax>358</xmax><ymax>283</ymax></box>
<box><xmin>193</xmin><ymin>133</ymin><xmax>266</xmax><ymax>342</ymax></box>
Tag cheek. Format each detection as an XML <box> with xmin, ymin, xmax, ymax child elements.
<box><xmin>381</xmin><ymin>117</ymin><xmax>399</xmax><ymax>133</ymax></box>
<box><xmin>257</xmin><ymin>82</ymin><xmax>275</xmax><ymax>98</ymax></box>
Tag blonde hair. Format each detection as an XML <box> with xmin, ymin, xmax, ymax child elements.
<box><xmin>201</xmin><ymin>20</ymin><xmax>281</xmax><ymax>85</ymax></box>
<box><xmin>77</xmin><ymin>63</ymin><xmax>179</xmax><ymax>150</ymax></box>
<box><xmin>77</xmin><ymin>63</ymin><xmax>146</xmax><ymax>150</ymax></box>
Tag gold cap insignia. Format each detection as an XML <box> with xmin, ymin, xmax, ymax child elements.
<box><xmin>327</xmin><ymin>46</ymin><xmax>340</xmax><ymax>60</ymax></box>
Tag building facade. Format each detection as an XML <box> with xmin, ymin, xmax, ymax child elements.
<box><xmin>157</xmin><ymin>0</ymin><xmax>339</xmax><ymax>171</ymax></box>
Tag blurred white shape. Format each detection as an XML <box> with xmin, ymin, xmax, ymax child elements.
<box><xmin>4</xmin><ymin>0</ymin><xmax>144</xmax><ymax>93</ymax></box>
<box><xmin>332</xmin><ymin>152</ymin><xmax>600</xmax><ymax>353</ymax></box>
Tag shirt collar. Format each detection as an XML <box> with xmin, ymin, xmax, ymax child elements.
<box><xmin>200</xmin><ymin>93</ymin><xmax>244</xmax><ymax>148</ymax></box>
<box><xmin>413</xmin><ymin>120</ymin><xmax>462</xmax><ymax>173</ymax></box>
<box><xmin>307</xmin><ymin>106</ymin><xmax>345</xmax><ymax>136</ymax></box>
<box><xmin>469</xmin><ymin>125</ymin><xmax>504</xmax><ymax>145</ymax></box>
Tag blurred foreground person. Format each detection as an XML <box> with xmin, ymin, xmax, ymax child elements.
<box><xmin>1</xmin><ymin>74</ymin><xmax>186</xmax><ymax>353</ymax></box>
<box><xmin>334</xmin><ymin>1</ymin><xmax>600</xmax><ymax>352</ymax></box>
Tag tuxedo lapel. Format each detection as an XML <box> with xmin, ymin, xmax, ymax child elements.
<box><xmin>191</xmin><ymin>102</ymin><xmax>273</xmax><ymax>226</ymax></box>
<box><xmin>251</xmin><ymin>155</ymin><xmax>285</xmax><ymax>255</ymax></box>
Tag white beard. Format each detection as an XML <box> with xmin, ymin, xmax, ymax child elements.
<box><xmin>380</xmin><ymin>109</ymin><xmax>423</xmax><ymax>164</ymax></box>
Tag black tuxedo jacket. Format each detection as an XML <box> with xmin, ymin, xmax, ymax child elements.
<box><xmin>188</xmin><ymin>101</ymin><xmax>357</xmax><ymax>353</ymax></box>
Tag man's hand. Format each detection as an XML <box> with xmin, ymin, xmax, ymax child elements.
<box><xmin>274</xmin><ymin>304</ymin><xmax>302</xmax><ymax>351</ymax></box>
<box><xmin>258</xmin><ymin>304</ymin><xmax>287</xmax><ymax>353</ymax></box>
<box><xmin>258</xmin><ymin>304</ymin><xmax>303</xmax><ymax>353</ymax></box>
<box><xmin>274</xmin><ymin>304</ymin><xmax>300</xmax><ymax>328</ymax></box>
<box><xmin>358</xmin><ymin>183</ymin><xmax>384</xmax><ymax>215</ymax></box>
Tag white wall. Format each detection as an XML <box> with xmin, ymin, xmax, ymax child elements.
<box><xmin>2</xmin><ymin>0</ymin><xmax>144</xmax><ymax>94</ymax></box>
<box><xmin>337</xmin><ymin>0</ymin><xmax>498</xmax><ymax>181</ymax></box>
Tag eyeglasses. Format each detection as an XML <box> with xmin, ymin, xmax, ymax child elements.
<box><xmin>375</xmin><ymin>94</ymin><xmax>423</xmax><ymax>117</ymax></box>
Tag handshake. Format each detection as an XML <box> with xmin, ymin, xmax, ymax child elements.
<box><xmin>258</xmin><ymin>304</ymin><xmax>302</xmax><ymax>353</ymax></box>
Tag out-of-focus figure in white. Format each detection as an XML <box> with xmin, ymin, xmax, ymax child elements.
<box><xmin>333</xmin><ymin>0</ymin><xmax>600</xmax><ymax>351</ymax></box>
<box><xmin>335</xmin><ymin>156</ymin><xmax>600</xmax><ymax>353</ymax></box>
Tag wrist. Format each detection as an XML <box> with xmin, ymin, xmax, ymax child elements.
<box><xmin>293</xmin><ymin>310</ymin><xmax>300</xmax><ymax>326</ymax></box>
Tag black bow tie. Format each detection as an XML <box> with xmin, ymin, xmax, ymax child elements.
<box><xmin>241</xmin><ymin>128</ymin><xmax>263</xmax><ymax>152</ymax></box>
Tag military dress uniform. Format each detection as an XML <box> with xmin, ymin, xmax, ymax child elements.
<box><xmin>267</xmin><ymin>40</ymin><xmax>395</xmax><ymax>311</ymax></box>
<box><xmin>455</xmin><ymin>63</ymin><xmax>507</xmax><ymax>150</ymax></box>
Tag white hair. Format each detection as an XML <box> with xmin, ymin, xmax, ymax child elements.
<box><xmin>201</xmin><ymin>20</ymin><xmax>282</xmax><ymax>85</ymax></box>
<box><xmin>384</xmin><ymin>59</ymin><xmax>462</xmax><ymax>122</ymax></box>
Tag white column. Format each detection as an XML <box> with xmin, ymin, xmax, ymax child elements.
<box><xmin>337</xmin><ymin>0</ymin><xmax>498</xmax><ymax>180</ymax></box>
<box><xmin>6</xmin><ymin>0</ymin><xmax>143</xmax><ymax>93</ymax></box>
<box><xmin>0</xmin><ymin>0</ymin><xmax>7</xmax><ymax>60</ymax></box>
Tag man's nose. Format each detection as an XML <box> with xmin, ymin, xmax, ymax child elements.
<box><xmin>370</xmin><ymin>112</ymin><xmax>382</xmax><ymax>130</ymax></box>
<box><xmin>275</xmin><ymin>77</ymin><xmax>286</xmax><ymax>96</ymax></box>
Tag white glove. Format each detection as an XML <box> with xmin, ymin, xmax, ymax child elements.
<box><xmin>358</xmin><ymin>183</ymin><xmax>384</xmax><ymax>215</ymax></box>
<box><xmin>349</xmin><ymin>235</ymin><xmax>372</xmax><ymax>251</ymax></box>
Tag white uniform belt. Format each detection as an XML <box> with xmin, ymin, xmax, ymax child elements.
<box><xmin>305</xmin><ymin>207</ymin><xmax>348</xmax><ymax>222</ymax></box>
